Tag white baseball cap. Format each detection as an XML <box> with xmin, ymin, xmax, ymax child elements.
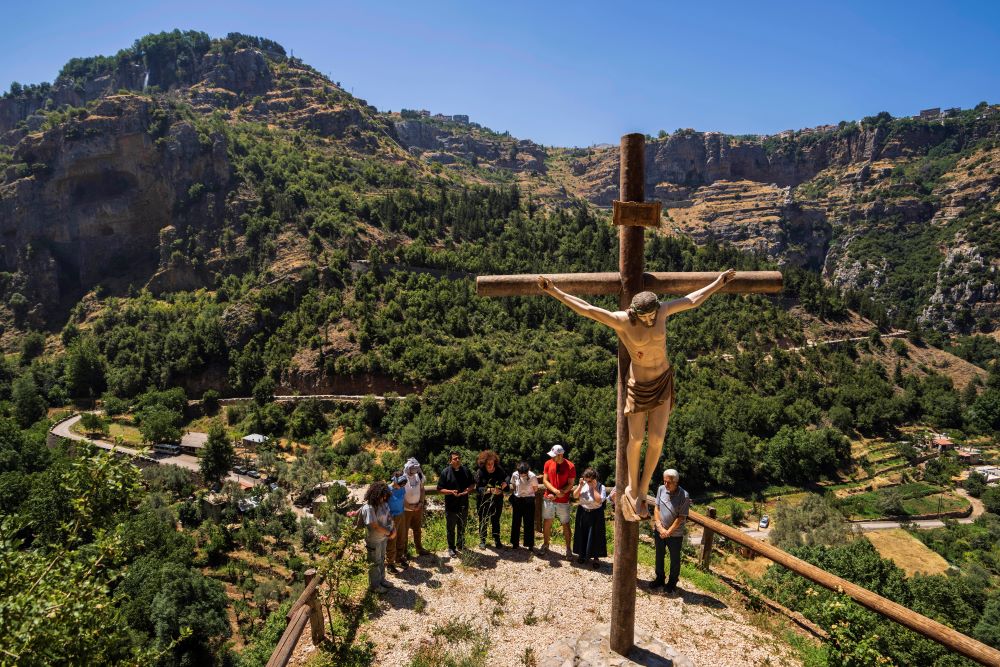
<box><xmin>547</xmin><ymin>445</ymin><xmax>565</xmax><ymax>458</ymax></box>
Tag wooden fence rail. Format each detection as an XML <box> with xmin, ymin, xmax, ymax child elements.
<box><xmin>266</xmin><ymin>568</ymin><xmax>324</xmax><ymax>667</ymax></box>
<box><xmin>685</xmin><ymin>508</ymin><xmax>1000</xmax><ymax>666</ymax></box>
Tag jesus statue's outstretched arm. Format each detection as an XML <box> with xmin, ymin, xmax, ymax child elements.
<box><xmin>663</xmin><ymin>268</ymin><xmax>737</xmax><ymax>315</ymax></box>
<box><xmin>536</xmin><ymin>276</ymin><xmax>626</xmax><ymax>330</ymax></box>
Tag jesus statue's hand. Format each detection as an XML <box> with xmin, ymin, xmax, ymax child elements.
<box><xmin>537</xmin><ymin>275</ymin><xmax>552</xmax><ymax>292</ymax></box>
<box><xmin>720</xmin><ymin>268</ymin><xmax>736</xmax><ymax>284</ymax></box>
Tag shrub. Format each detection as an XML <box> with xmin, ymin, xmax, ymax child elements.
<box><xmin>202</xmin><ymin>389</ymin><xmax>220</xmax><ymax>414</ymax></box>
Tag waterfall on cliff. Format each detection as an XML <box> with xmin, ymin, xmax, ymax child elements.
<box><xmin>143</xmin><ymin>70</ymin><xmax>149</xmax><ymax>91</ymax></box>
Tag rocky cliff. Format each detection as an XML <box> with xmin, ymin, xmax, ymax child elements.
<box><xmin>0</xmin><ymin>40</ymin><xmax>276</xmax><ymax>135</ymax></box>
<box><xmin>0</xmin><ymin>95</ymin><xmax>230</xmax><ymax>325</ymax></box>
<box><xmin>393</xmin><ymin>118</ymin><xmax>547</xmax><ymax>172</ymax></box>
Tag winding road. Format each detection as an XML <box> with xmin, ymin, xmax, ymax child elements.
<box><xmin>52</xmin><ymin>414</ymin><xmax>260</xmax><ymax>488</ymax></box>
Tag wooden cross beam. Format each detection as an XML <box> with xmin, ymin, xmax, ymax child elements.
<box><xmin>477</xmin><ymin>271</ymin><xmax>783</xmax><ymax>297</ymax></box>
<box><xmin>476</xmin><ymin>133</ymin><xmax>781</xmax><ymax>656</ymax></box>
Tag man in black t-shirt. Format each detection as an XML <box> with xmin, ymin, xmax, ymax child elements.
<box><xmin>437</xmin><ymin>451</ymin><xmax>475</xmax><ymax>556</ymax></box>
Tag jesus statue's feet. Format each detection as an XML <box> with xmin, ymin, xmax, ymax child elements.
<box><xmin>620</xmin><ymin>485</ymin><xmax>640</xmax><ymax>522</ymax></box>
<box><xmin>636</xmin><ymin>497</ymin><xmax>650</xmax><ymax>520</ymax></box>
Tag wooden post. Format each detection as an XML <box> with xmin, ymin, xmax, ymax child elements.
<box><xmin>698</xmin><ymin>506</ymin><xmax>717</xmax><ymax>570</ymax></box>
<box><xmin>304</xmin><ymin>568</ymin><xmax>324</xmax><ymax>643</ymax></box>
<box><xmin>610</xmin><ymin>133</ymin><xmax>645</xmax><ymax>656</ymax></box>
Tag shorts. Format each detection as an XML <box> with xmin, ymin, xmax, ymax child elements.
<box><xmin>543</xmin><ymin>498</ymin><xmax>571</xmax><ymax>523</ymax></box>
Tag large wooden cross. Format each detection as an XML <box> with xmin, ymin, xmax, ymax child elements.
<box><xmin>477</xmin><ymin>133</ymin><xmax>782</xmax><ymax>655</ymax></box>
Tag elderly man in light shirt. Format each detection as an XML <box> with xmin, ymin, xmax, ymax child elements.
<box><xmin>650</xmin><ymin>468</ymin><xmax>691</xmax><ymax>594</ymax></box>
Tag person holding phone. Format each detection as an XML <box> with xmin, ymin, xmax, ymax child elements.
<box><xmin>385</xmin><ymin>473</ymin><xmax>408</xmax><ymax>572</ymax></box>
<box><xmin>572</xmin><ymin>468</ymin><xmax>608</xmax><ymax>567</ymax></box>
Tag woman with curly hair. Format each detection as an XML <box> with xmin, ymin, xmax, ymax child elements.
<box><xmin>475</xmin><ymin>450</ymin><xmax>508</xmax><ymax>549</ymax></box>
<box><xmin>361</xmin><ymin>481</ymin><xmax>395</xmax><ymax>593</ymax></box>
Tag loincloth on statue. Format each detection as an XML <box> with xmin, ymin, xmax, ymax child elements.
<box><xmin>624</xmin><ymin>366</ymin><xmax>676</xmax><ymax>416</ymax></box>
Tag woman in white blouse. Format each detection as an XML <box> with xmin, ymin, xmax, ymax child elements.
<box><xmin>572</xmin><ymin>468</ymin><xmax>608</xmax><ymax>567</ymax></box>
<box><xmin>509</xmin><ymin>461</ymin><xmax>539</xmax><ymax>551</ymax></box>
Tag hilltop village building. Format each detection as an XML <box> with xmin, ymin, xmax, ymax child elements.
<box><xmin>972</xmin><ymin>466</ymin><xmax>1000</xmax><ymax>486</ymax></box>
<box><xmin>179</xmin><ymin>432</ymin><xmax>208</xmax><ymax>456</ymax></box>
<box><xmin>242</xmin><ymin>433</ymin><xmax>269</xmax><ymax>448</ymax></box>
<box><xmin>956</xmin><ymin>447</ymin><xmax>982</xmax><ymax>465</ymax></box>
<box><xmin>931</xmin><ymin>434</ymin><xmax>954</xmax><ymax>451</ymax></box>
<box><xmin>915</xmin><ymin>107</ymin><xmax>961</xmax><ymax>121</ymax></box>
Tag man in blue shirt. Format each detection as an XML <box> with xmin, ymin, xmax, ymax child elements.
<box><xmin>650</xmin><ymin>468</ymin><xmax>691</xmax><ymax>594</ymax></box>
<box><xmin>385</xmin><ymin>473</ymin><xmax>408</xmax><ymax>572</ymax></box>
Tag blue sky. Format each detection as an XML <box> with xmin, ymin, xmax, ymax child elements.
<box><xmin>2</xmin><ymin>0</ymin><xmax>998</xmax><ymax>146</ymax></box>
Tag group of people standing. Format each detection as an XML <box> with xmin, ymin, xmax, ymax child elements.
<box><xmin>436</xmin><ymin>445</ymin><xmax>608</xmax><ymax>567</ymax></box>
<box><xmin>359</xmin><ymin>448</ymin><xmax>691</xmax><ymax>597</ymax></box>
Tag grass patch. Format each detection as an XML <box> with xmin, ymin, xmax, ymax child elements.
<box><xmin>835</xmin><ymin>482</ymin><xmax>961</xmax><ymax>518</ymax></box>
<box><xmin>865</xmin><ymin>529</ymin><xmax>950</xmax><ymax>576</ymax></box>
<box><xmin>781</xmin><ymin>629</ymin><xmax>828</xmax><ymax>667</ymax></box>
<box><xmin>409</xmin><ymin>617</ymin><xmax>490</xmax><ymax>667</ymax></box>
<box><xmin>482</xmin><ymin>582</ymin><xmax>507</xmax><ymax>605</ymax></box>
<box><xmin>679</xmin><ymin>562</ymin><xmax>730</xmax><ymax>597</ymax></box>
<box><xmin>901</xmin><ymin>492</ymin><xmax>968</xmax><ymax>516</ymax></box>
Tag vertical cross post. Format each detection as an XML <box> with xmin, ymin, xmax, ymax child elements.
<box><xmin>610</xmin><ymin>133</ymin><xmax>645</xmax><ymax>655</ymax></box>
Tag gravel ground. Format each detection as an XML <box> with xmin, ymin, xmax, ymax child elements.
<box><xmin>307</xmin><ymin>545</ymin><xmax>805</xmax><ymax>667</ymax></box>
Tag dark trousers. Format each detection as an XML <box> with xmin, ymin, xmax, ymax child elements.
<box><xmin>654</xmin><ymin>534</ymin><xmax>683</xmax><ymax>588</ymax></box>
<box><xmin>510</xmin><ymin>496</ymin><xmax>535</xmax><ymax>548</ymax></box>
<box><xmin>445</xmin><ymin>507</ymin><xmax>468</xmax><ymax>550</ymax></box>
<box><xmin>477</xmin><ymin>493</ymin><xmax>503</xmax><ymax>542</ymax></box>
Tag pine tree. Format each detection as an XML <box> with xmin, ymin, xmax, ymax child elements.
<box><xmin>200</xmin><ymin>422</ymin><xmax>234</xmax><ymax>486</ymax></box>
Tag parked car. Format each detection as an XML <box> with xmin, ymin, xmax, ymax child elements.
<box><xmin>247</xmin><ymin>470</ymin><xmax>261</xmax><ymax>479</ymax></box>
<box><xmin>758</xmin><ymin>515</ymin><xmax>770</xmax><ymax>529</ymax></box>
<box><xmin>233</xmin><ymin>466</ymin><xmax>246</xmax><ymax>475</ymax></box>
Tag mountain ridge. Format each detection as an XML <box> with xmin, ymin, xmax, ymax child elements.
<box><xmin>1</xmin><ymin>30</ymin><xmax>998</xmax><ymax>339</ymax></box>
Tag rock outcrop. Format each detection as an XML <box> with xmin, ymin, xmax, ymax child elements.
<box><xmin>665</xmin><ymin>180</ymin><xmax>830</xmax><ymax>268</ymax></box>
<box><xmin>0</xmin><ymin>95</ymin><xmax>230</xmax><ymax>316</ymax></box>
<box><xmin>0</xmin><ymin>48</ymin><xmax>277</xmax><ymax>135</ymax></box>
<box><xmin>394</xmin><ymin>119</ymin><xmax>547</xmax><ymax>172</ymax></box>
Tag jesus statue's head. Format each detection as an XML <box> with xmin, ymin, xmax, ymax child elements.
<box><xmin>627</xmin><ymin>291</ymin><xmax>659</xmax><ymax>326</ymax></box>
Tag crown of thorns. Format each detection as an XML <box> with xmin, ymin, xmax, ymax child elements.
<box><xmin>629</xmin><ymin>291</ymin><xmax>659</xmax><ymax>315</ymax></box>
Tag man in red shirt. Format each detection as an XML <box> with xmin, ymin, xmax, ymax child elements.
<box><xmin>542</xmin><ymin>445</ymin><xmax>576</xmax><ymax>557</ymax></box>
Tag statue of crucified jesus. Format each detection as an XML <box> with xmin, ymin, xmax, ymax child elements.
<box><xmin>537</xmin><ymin>268</ymin><xmax>737</xmax><ymax>522</ymax></box>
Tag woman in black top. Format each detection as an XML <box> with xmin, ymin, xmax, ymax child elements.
<box><xmin>475</xmin><ymin>449</ymin><xmax>508</xmax><ymax>549</ymax></box>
